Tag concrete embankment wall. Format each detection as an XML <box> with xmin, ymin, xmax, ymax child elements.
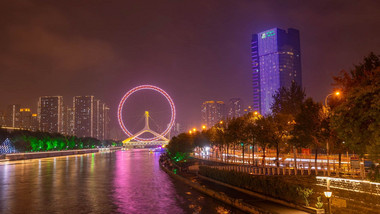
<box><xmin>5</xmin><ymin>147</ymin><xmax>122</xmax><ymax>161</ymax></box>
<box><xmin>160</xmin><ymin>164</ymin><xmax>271</xmax><ymax>214</ymax></box>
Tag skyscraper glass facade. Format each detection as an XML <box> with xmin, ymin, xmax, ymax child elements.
<box><xmin>251</xmin><ymin>28</ymin><xmax>302</xmax><ymax>115</ymax></box>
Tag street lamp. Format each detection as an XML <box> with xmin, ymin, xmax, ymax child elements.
<box><xmin>324</xmin><ymin>191</ymin><xmax>332</xmax><ymax>214</ymax></box>
<box><xmin>192</xmin><ymin>128</ymin><xmax>197</xmax><ymax>132</ymax></box>
<box><xmin>324</xmin><ymin>91</ymin><xmax>341</xmax><ymax>176</ymax></box>
<box><xmin>189</xmin><ymin>130</ymin><xmax>192</xmax><ymax>134</ymax></box>
<box><xmin>202</xmin><ymin>125</ymin><xmax>206</xmax><ymax>130</ymax></box>
<box><xmin>219</xmin><ymin>120</ymin><xmax>223</xmax><ymax>124</ymax></box>
<box><xmin>324</xmin><ymin>91</ymin><xmax>341</xmax><ymax>108</ymax></box>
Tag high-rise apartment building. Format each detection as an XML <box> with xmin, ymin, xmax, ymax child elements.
<box><xmin>201</xmin><ymin>101</ymin><xmax>226</xmax><ymax>128</ymax></box>
<box><xmin>97</xmin><ymin>102</ymin><xmax>110</xmax><ymax>140</ymax></box>
<box><xmin>2</xmin><ymin>105</ymin><xmax>37</xmax><ymax>131</ymax></box>
<box><xmin>73</xmin><ymin>96</ymin><xmax>96</xmax><ymax>138</ymax></box>
<box><xmin>19</xmin><ymin>108</ymin><xmax>38</xmax><ymax>131</ymax></box>
<box><xmin>251</xmin><ymin>28</ymin><xmax>302</xmax><ymax>115</ymax></box>
<box><xmin>5</xmin><ymin>104</ymin><xmax>21</xmax><ymax>128</ymax></box>
<box><xmin>73</xmin><ymin>96</ymin><xmax>110</xmax><ymax>139</ymax></box>
<box><xmin>38</xmin><ymin>96</ymin><xmax>64</xmax><ymax>133</ymax></box>
<box><xmin>0</xmin><ymin>111</ymin><xmax>5</xmax><ymax>127</ymax></box>
<box><xmin>62</xmin><ymin>106</ymin><xmax>74</xmax><ymax>136</ymax></box>
<box><xmin>227</xmin><ymin>98</ymin><xmax>243</xmax><ymax>119</ymax></box>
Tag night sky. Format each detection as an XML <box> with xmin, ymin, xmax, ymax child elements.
<box><xmin>1</xmin><ymin>0</ymin><xmax>380</xmax><ymax>137</ymax></box>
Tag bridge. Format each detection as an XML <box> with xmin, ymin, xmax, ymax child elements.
<box><xmin>122</xmin><ymin>111</ymin><xmax>169</xmax><ymax>147</ymax></box>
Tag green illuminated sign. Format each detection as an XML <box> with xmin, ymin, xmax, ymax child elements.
<box><xmin>261</xmin><ymin>30</ymin><xmax>276</xmax><ymax>39</ymax></box>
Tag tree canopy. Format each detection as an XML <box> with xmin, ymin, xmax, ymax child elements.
<box><xmin>331</xmin><ymin>52</ymin><xmax>380</xmax><ymax>159</ymax></box>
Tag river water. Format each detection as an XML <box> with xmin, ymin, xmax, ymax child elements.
<box><xmin>0</xmin><ymin>150</ymin><xmax>241</xmax><ymax>214</ymax></box>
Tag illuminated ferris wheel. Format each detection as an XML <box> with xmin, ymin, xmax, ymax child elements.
<box><xmin>117</xmin><ymin>85</ymin><xmax>176</xmax><ymax>144</ymax></box>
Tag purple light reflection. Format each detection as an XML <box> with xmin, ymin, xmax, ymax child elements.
<box><xmin>112</xmin><ymin>150</ymin><xmax>183</xmax><ymax>213</ymax></box>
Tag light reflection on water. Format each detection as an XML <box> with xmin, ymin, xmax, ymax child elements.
<box><xmin>0</xmin><ymin>150</ymin><xmax>240</xmax><ymax>214</ymax></box>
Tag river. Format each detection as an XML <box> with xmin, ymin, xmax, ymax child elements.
<box><xmin>0</xmin><ymin>150</ymin><xmax>242</xmax><ymax>214</ymax></box>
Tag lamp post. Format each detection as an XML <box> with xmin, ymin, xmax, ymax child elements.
<box><xmin>323</xmin><ymin>91</ymin><xmax>341</xmax><ymax>177</ymax></box>
<box><xmin>324</xmin><ymin>191</ymin><xmax>332</xmax><ymax>214</ymax></box>
<box><xmin>324</xmin><ymin>91</ymin><xmax>340</xmax><ymax>108</ymax></box>
<box><xmin>250</xmin><ymin>111</ymin><xmax>260</xmax><ymax>166</ymax></box>
<box><xmin>216</xmin><ymin>120</ymin><xmax>226</xmax><ymax>162</ymax></box>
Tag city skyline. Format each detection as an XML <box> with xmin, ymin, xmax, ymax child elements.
<box><xmin>0</xmin><ymin>1</ymin><xmax>379</xmax><ymax>214</ymax></box>
<box><xmin>1</xmin><ymin>1</ymin><xmax>380</xmax><ymax>133</ymax></box>
<box><xmin>0</xmin><ymin>95</ymin><xmax>110</xmax><ymax>140</ymax></box>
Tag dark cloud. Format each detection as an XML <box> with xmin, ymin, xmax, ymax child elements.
<box><xmin>1</xmin><ymin>0</ymin><xmax>379</xmax><ymax>135</ymax></box>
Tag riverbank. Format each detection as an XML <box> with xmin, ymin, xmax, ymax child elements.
<box><xmin>2</xmin><ymin>147</ymin><xmax>122</xmax><ymax>161</ymax></box>
<box><xmin>159</xmin><ymin>155</ymin><xmax>310</xmax><ymax>214</ymax></box>
<box><xmin>194</xmin><ymin>158</ymin><xmax>380</xmax><ymax>214</ymax></box>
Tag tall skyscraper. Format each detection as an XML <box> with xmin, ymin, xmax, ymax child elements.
<box><xmin>227</xmin><ymin>98</ymin><xmax>243</xmax><ymax>119</ymax></box>
<box><xmin>201</xmin><ymin>101</ymin><xmax>226</xmax><ymax>128</ymax></box>
<box><xmin>97</xmin><ymin>102</ymin><xmax>110</xmax><ymax>140</ymax></box>
<box><xmin>38</xmin><ymin>96</ymin><xmax>64</xmax><ymax>133</ymax></box>
<box><xmin>73</xmin><ymin>96</ymin><xmax>96</xmax><ymax>138</ymax></box>
<box><xmin>73</xmin><ymin>96</ymin><xmax>110</xmax><ymax>139</ymax></box>
<box><xmin>62</xmin><ymin>106</ymin><xmax>75</xmax><ymax>136</ymax></box>
<box><xmin>251</xmin><ymin>28</ymin><xmax>302</xmax><ymax>115</ymax></box>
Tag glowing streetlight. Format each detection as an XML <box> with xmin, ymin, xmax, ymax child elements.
<box><xmin>202</xmin><ymin>125</ymin><xmax>206</xmax><ymax>130</ymax></box>
<box><xmin>325</xmin><ymin>91</ymin><xmax>341</xmax><ymax>107</ymax></box>
<box><xmin>254</xmin><ymin>111</ymin><xmax>259</xmax><ymax>116</ymax></box>
<box><xmin>324</xmin><ymin>191</ymin><xmax>332</xmax><ymax>214</ymax></box>
<box><xmin>192</xmin><ymin>128</ymin><xmax>197</xmax><ymax>132</ymax></box>
<box><xmin>219</xmin><ymin>120</ymin><xmax>223</xmax><ymax>124</ymax></box>
<box><xmin>324</xmin><ymin>191</ymin><xmax>332</xmax><ymax>198</ymax></box>
<box><xmin>189</xmin><ymin>130</ymin><xmax>192</xmax><ymax>134</ymax></box>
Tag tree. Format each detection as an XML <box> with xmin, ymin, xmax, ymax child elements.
<box><xmin>271</xmin><ymin>81</ymin><xmax>306</xmax><ymax>117</ymax></box>
<box><xmin>167</xmin><ymin>133</ymin><xmax>194</xmax><ymax>161</ymax></box>
<box><xmin>206</xmin><ymin>126</ymin><xmax>226</xmax><ymax>162</ymax></box>
<box><xmin>292</xmin><ymin>98</ymin><xmax>325</xmax><ymax>173</ymax></box>
<box><xmin>226</xmin><ymin>117</ymin><xmax>249</xmax><ymax>164</ymax></box>
<box><xmin>244</xmin><ymin>112</ymin><xmax>261</xmax><ymax>166</ymax></box>
<box><xmin>331</xmin><ymin>52</ymin><xmax>380</xmax><ymax>160</ymax></box>
<box><xmin>254</xmin><ymin>116</ymin><xmax>273</xmax><ymax>166</ymax></box>
<box><xmin>271</xmin><ymin>82</ymin><xmax>306</xmax><ymax>171</ymax></box>
<box><xmin>272</xmin><ymin>113</ymin><xmax>294</xmax><ymax>167</ymax></box>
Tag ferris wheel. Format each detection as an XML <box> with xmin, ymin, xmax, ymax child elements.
<box><xmin>117</xmin><ymin>85</ymin><xmax>176</xmax><ymax>144</ymax></box>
